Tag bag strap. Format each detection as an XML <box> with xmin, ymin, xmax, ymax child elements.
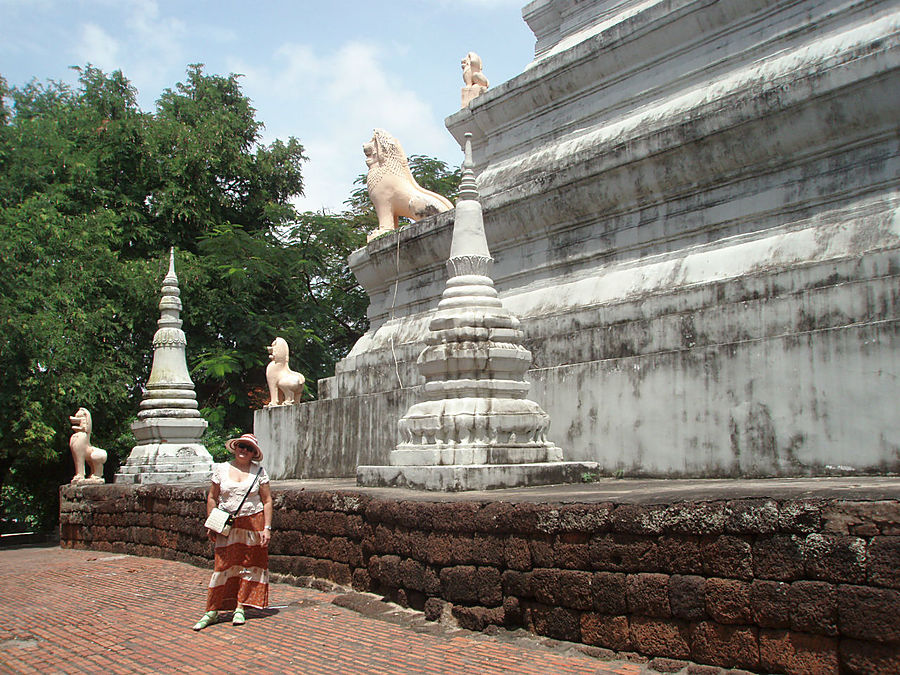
<box><xmin>227</xmin><ymin>466</ymin><xmax>263</xmax><ymax>517</ymax></box>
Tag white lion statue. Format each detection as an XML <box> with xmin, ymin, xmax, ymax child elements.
<box><xmin>266</xmin><ymin>337</ymin><xmax>306</xmax><ymax>406</ymax></box>
<box><xmin>461</xmin><ymin>52</ymin><xmax>489</xmax><ymax>107</ymax></box>
<box><xmin>69</xmin><ymin>408</ymin><xmax>107</xmax><ymax>484</ymax></box>
<box><xmin>363</xmin><ymin>129</ymin><xmax>454</xmax><ymax>242</ymax></box>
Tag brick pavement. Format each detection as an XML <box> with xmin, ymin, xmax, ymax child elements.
<box><xmin>0</xmin><ymin>546</ymin><xmax>647</xmax><ymax>675</ymax></box>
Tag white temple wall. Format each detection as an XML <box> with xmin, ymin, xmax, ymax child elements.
<box><xmin>255</xmin><ymin>0</ymin><xmax>900</xmax><ymax>479</ymax></box>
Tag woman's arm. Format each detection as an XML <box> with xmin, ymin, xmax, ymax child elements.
<box><xmin>205</xmin><ymin>482</ymin><xmax>221</xmax><ymax>541</ymax></box>
<box><xmin>206</xmin><ymin>482</ymin><xmax>220</xmax><ymax>517</ymax></box>
<box><xmin>259</xmin><ymin>482</ymin><xmax>273</xmax><ymax>547</ymax></box>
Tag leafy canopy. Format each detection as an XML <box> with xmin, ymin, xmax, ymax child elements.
<box><xmin>0</xmin><ymin>64</ymin><xmax>461</xmax><ymax>531</ymax></box>
<box><xmin>0</xmin><ymin>65</ymin><xmax>368</xmax><ymax>530</ymax></box>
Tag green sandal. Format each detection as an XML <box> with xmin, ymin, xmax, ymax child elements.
<box><xmin>192</xmin><ymin>611</ymin><xmax>218</xmax><ymax>631</ymax></box>
<box><xmin>232</xmin><ymin>607</ymin><xmax>246</xmax><ymax>626</ymax></box>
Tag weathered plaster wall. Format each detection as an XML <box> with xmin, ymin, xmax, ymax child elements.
<box><xmin>253</xmin><ymin>0</ymin><xmax>900</xmax><ymax>479</ymax></box>
<box><xmin>60</xmin><ymin>483</ymin><xmax>900</xmax><ymax>673</ymax></box>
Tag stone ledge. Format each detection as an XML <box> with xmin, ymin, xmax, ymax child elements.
<box><xmin>356</xmin><ymin>462</ymin><xmax>600</xmax><ymax>492</ymax></box>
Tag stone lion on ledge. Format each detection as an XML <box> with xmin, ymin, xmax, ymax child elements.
<box><xmin>363</xmin><ymin>129</ymin><xmax>454</xmax><ymax>242</ymax></box>
<box><xmin>69</xmin><ymin>407</ymin><xmax>107</xmax><ymax>483</ymax></box>
<box><xmin>266</xmin><ymin>337</ymin><xmax>306</xmax><ymax>406</ymax></box>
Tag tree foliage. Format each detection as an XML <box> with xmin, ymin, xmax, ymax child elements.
<box><xmin>0</xmin><ymin>65</ymin><xmax>368</xmax><ymax>531</ymax></box>
<box><xmin>0</xmin><ymin>64</ymin><xmax>460</xmax><ymax>532</ymax></box>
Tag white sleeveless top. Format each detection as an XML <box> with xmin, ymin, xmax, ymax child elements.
<box><xmin>211</xmin><ymin>462</ymin><xmax>269</xmax><ymax>517</ymax></box>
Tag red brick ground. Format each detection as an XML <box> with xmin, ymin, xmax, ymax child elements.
<box><xmin>0</xmin><ymin>546</ymin><xmax>647</xmax><ymax>675</ymax></box>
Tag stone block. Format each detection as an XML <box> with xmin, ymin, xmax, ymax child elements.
<box><xmin>837</xmin><ymin>584</ymin><xmax>900</xmax><ymax>642</ymax></box>
<box><xmin>749</xmin><ymin>580</ymin><xmax>791</xmax><ymax>628</ymax></box>
<box><xmin>662</xmin><ymin>502</ymin><xmax>726</xmax><ymax>535</ymax></box>
<box><xmin>657</xmin><ymin>536</ymin><xmax>703</xmax><ymax>574</ymax></box>
<box><xmin>368</xmin><ymin>554</ymin><xmax>402</xmax><ymax>588</ymax></box>
<box><xmin>394</xmin><ymin>501</ymin><xmax>435</xmax><ymax>531</ymax></box>
<box><xmin>452</xmin><ymin>605</ymin><xmax>504</xmax><ymax>631</ymax></box>
<box><xmin>611</xmin><ymin>504</ymin><xmax>667</xmax><ymax>535</ymax></box>
<box><xmin>822</xmin><ymin>500</ymin><xmax>900</xmax><ymax>536</ymax></box>
<box><xmin>648</xmin><ymin>657</ymin><xmax>690</xmax><ymax>673</ymax></box>
<box><xmin>689</xmin><ymin>622</ymin><xmax>759</xmax><ymax>670</ymax></box>
<box><xmin>626</xmin><ymin>573</ymin><xmax>671</xmax><ymax>618</ymax></box>
<box><xmin>591</xmin><ymin>571</ymin><xmax>627</xmax><ymax>615</ymax></box>
<box><xmin>434</xmin><ymin>502</ymin><xmax>481</xmax><ymax>533</ymax></box>
<box><xmin>529</xmin><ymin>603</ymin><xmax>582</xmax><ymax>642</ymax></box>
<box><xmin>502</xmin><ymin>569</ymin><xmax>530</xmax><ymax>597</ymax></box>
<box><xmin>759</xmin><ymin>630</ymin><xmax>838</xmax><ymax>675</ymax></box>
<box><xmin>424</xmin><ymin>532</ymin><xmax>457</xmax><ymax>565</ymax></box>
<box><xmin>489</xmin><ymin>502</ymin><xmax>550</xmax><ymax>535</ymax></box>
<box><xmin>396</xmin><ymin>557</ymin><xmax>428</xmax><ymax>593</ymax></box>
<box><xmin>372</xmin><ymin>525</ymin><xmax>399</xmax><ymax>555</ymax></box>
<box><xmin>629</xmin><ymin>617</ymin><xmax>690</xmax><ymax>659</ymax></box>
<box><xmin>788</xmin><ymin>581</ymin><xmax>837</xmax><ymax>636</ymax></box>
<box><xmin>440</xmin><ymin>565</ymin><xmax>501</xmax><ymax>607</ymax></box>
<box><xmin>351</xmin><ymin>567</ymin><xmax>371</xmax><ymax>592</ymax></box>
<box><xmin>802</xmin><ymin>534</ymin><xmax>867</xmax><ymax>584</ymax></box>
<box><xmin>424</xmin><ymin>597</ymin><xmax>446</xmax><ymax>622</ymax></box>
<box><xmin>705</xmin><ymin>578</ymin><xmax>751</xmax><ymax>624</ymax></box>
<box><xmin>867</xmin><ymin>536</ymin><xmax>900</xmax><ymax>588</ymax></box>
<box><xmin>777</xmin><ymin>500</ymin><xmax>824</xmax><ymax>534</ymax></box>
<box><xmin>581</xmin><ymin>613</ymin><xmax>631</xmax><ymax>650</ymax></box>
<box><xmin>701</xmin><ymin>535</ymin><xmax>753</xmax><ymax>579</ymax></box>
<box><xmin>555</xmin><ymin>533</ymin><xmax>592</xmax><ymax>569</ymax></box>
<box><xmin>330</xmin><ymin>562</ymin><xmax>352</xmax><ymax>585</ymax></box>
<box><xmin>470</xmin><ymin>533</ymin><xmax>504</xmax><ymax>566</ymax></box>
<box><xmin>503</xmin><ymin>536</ymin><xmax>532</xmax><ymax>571</ymax></box>
<box><xmin>669</xmin><ymin>574</ymin><xmax>706</xmax><ymax>622</ymax></box>
<box><xmin>839</xmin><ymin>638</ymin><xmax>900</xmax><ymax>674</ymax></box>
<box><xmin>532</xmin><ymin>569</ymin><xmax>594</xmax><ymax>610</ymax></box>
<box><xmin>753</xmin><ymin>534</ymin><xmax>805</xmax><ymax>580</ymax></box>
<box><xmin>502</xmin><ymin>595</ymin><xmax>523</xmax><ymax>626</ymax></box>
<box><xmin>724</xmin><ymin>499</ymin><xmax>779</xmax><ymax>534</ymax></box>
<box><xmin>555</xmin><ymin>503</ymin><xmax>614</xmax><ymax>533</ymax></box>
<box><xmin>345</xmin><ymin>514</ymin><xmax>365</xmax><ymax>540</ymax></box>
<box><xmin>327</xmin><ymin>537</ymin><xmax>361</xmax><ymax>566</ymax></box>
<box><xmin>529</xmin><ymin>535</ymin><xmax>555</xmax><ymax>568</ymax></box>
<box><xmin>590</xmin><ymin>533</ymin><xmax>660</xmax><ymax>572</ymax></box>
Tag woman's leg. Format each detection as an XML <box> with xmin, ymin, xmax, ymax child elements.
<box><xmin>232</xmin><ymin>603</ymin><xmax>245</xmax><ymax>625</ymax></box>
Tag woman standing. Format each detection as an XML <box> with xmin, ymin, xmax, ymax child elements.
<box><xmin>193</xmin><ymin>433</ymin><xmax>272</xmax><ymax>630</ymax></box>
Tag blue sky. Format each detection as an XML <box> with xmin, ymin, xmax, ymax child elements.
<box><xmin>0</xmin><ymin>0</ymin><xmax>535</xmax><ymax>213</ymax></box>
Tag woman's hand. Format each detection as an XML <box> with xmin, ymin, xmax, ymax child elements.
<box><xmin>260</xmin><ymin>528</ymin><xmax>271</xmax><ymax>547</ymax></box>
<box><xmin>207</xmin><ymin>528</ymin><xmax>217</xmax><ymax>542</ymax></box>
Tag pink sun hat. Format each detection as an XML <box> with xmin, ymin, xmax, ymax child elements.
<box><xmin>225</xmin><ymin>433</ymin><xmax>263</xmax><ymax>462</ymax></box>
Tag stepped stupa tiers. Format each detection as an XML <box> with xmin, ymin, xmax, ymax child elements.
<box><xmin>115</xmin><ymin>248</ymin><xmax>213</xmax><ymax>484</ymax></box>
<box><xmin>357</xmin><ymin>135</ymin><xmax>598</xmax><ymax>490</ymax></box>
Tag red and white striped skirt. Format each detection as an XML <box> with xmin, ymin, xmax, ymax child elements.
<box><xmin>206</xmin><ymin>510</ymin><xmax>269</xmax><ymax>611</ymax></box>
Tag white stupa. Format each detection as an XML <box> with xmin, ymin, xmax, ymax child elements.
<box><xmin>116</xmin><ymin>248</ymin><xmax>213</xmax><ymax>484</ymax></box>
<box><xmin>357</xmin><ymin>136</ymin><xmax>598</xmax><ymax>490</ymax></box>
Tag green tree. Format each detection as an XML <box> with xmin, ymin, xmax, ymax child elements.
<box><xmin>0</xmin><ymin>65</ymin><xmax>364</xmax><ymax>531</ymax></box>
<box><xmin>0</xmin><ymin>63</ymin><xmax>460</xmax><ymax>532</ymax></box>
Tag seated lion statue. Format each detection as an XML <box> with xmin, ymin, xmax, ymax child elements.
<box><xmin>69</xmin><ymin>407</ymin><xmax>107</xmax><ymax>483</ymax></box>
<box><xmin>363</xmin><ymin>129</ymin><xmax>453</xmax><ymax>241</ymax></box>
<box><xmin>266</xmin><ymin>337</ymin><xmax>306</xmax><ymax>406</ymax></box>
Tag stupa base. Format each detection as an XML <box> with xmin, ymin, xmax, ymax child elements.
<box><xmin>356</xmin><ymin>461</ymin><xmax>600</xmax><ymax>492</ymax></box>
<box><xmin>114</xmin><ymin>442</ymin><xmax>214</xmax><ymax>485</ymax></box>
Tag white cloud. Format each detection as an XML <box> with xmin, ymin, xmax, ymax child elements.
<box><xmin>234</xmin><ymin>40</ymin><xmax>459</xmax><ymax>214</ymax></box>
<box><xmin>74</xmin><ymin>23</ymin><xmax>121</xmax><ymax>69</ymax></box>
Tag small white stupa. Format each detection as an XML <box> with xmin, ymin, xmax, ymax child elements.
<box><xmin>357</xmin><ymin>135</ymin><xmax>598</xmax><ymax>490</ymax></box>
<box><xmin>116</xmin><ymin>249</ymin><xmax>213</xmax><ymax>484</ymax></box>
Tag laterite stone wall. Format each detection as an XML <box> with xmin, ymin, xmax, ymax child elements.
<box><xmin>60</xmin><ymin>484</ymin><xmax>899</xmax><ymax>674</ymax></box>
